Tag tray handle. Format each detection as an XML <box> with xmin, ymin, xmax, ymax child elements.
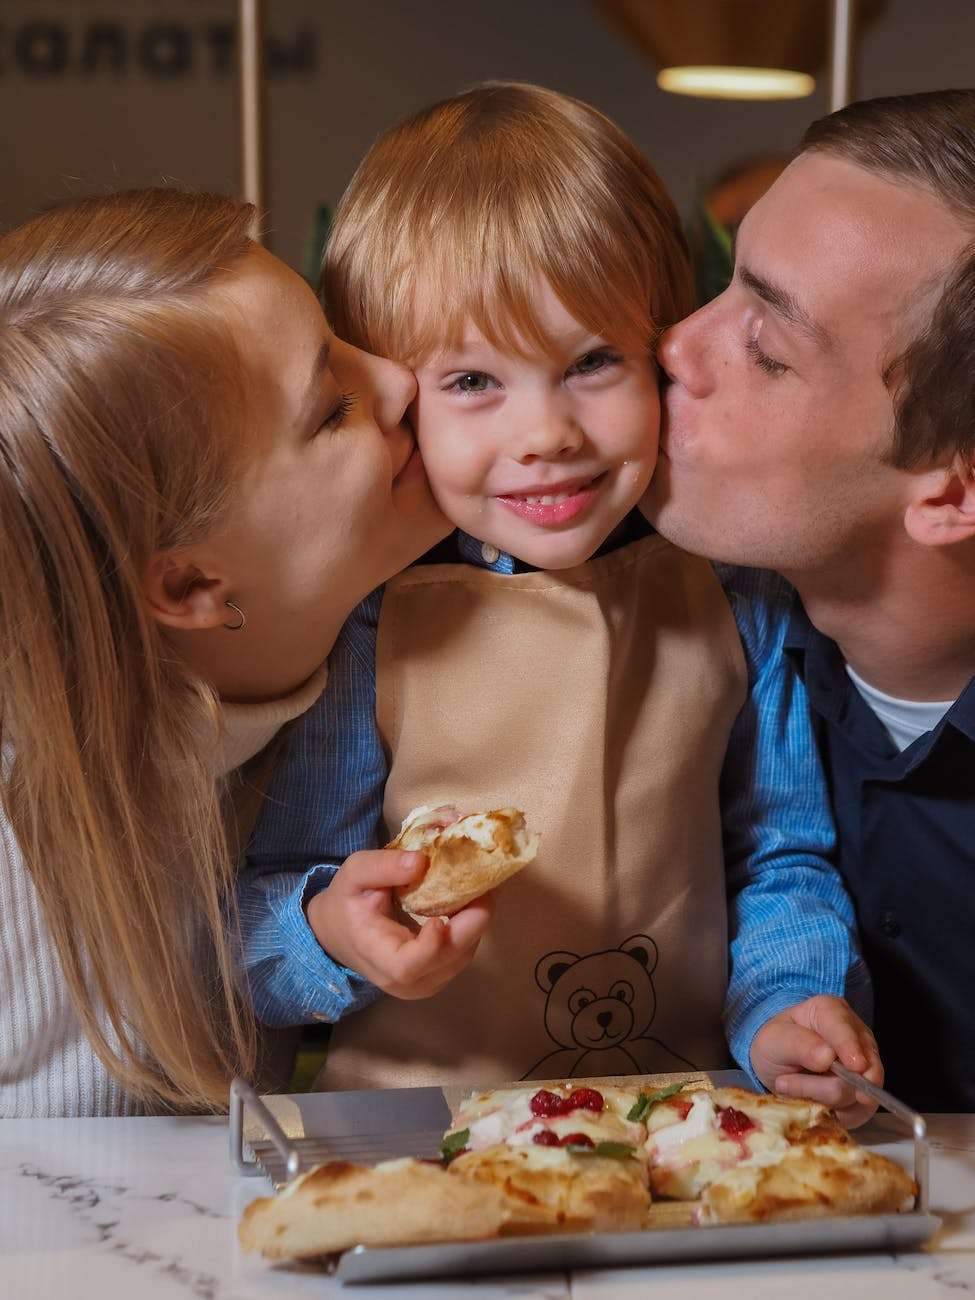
<box><xmin>830</xmin><ymin>1061</ymin><xmax>928</xmax><ymax>1213</ymax></box>
<box><xmin>229</xmin><ymin>1076</ymin><xmax>301</xmax><ymax>1180</ymax></box>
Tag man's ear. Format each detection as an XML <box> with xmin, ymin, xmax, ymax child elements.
<box><xmin>143</xmin><ymin>551</ymin><xmax>231</xmax><ymax>631</ymax></box>
<box><xmin>904</xmin><ymin>458</ymin><xmax>975</xmax><ymax>548</ymax></box>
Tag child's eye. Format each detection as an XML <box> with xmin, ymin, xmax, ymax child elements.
<box><xmin>446</xmin><ymin>371</ymin><xmax>498</xmax><ymax>395</ymax></box>
<box><xmin>567</xmin><ymin>349</ymin><xmax>621</xmax><ymax>378</ymax></box>
<box><xmin>744</xmin><ymin>336</ymin><xmax>789</xmax><ymax>377</ymax></box>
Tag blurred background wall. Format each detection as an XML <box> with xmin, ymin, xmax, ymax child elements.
<box><xmin>1</xmin><ymin>0</ymin><xmax>972</xmax><ymax>272</ymax></box>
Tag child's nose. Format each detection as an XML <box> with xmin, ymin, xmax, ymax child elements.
<box><xmin>514</xmin><ymin>409</ymin><xmax>584</xmax><ymax>464</ymax></box>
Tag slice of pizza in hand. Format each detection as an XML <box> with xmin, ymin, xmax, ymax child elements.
<box><xmin>238</xmin><ymin>1158</ymin><xmax>506</xmax><ymax>1260</ymax></box>
<box><xmin>642</xmin><ymin>1085</ymin><xmax>915</xmax><ymax>1222</ymax></box>
<box><xmin>390</xmin><ymin>803</ymin><xmax>540</xmax><ymax>917</ymax></box>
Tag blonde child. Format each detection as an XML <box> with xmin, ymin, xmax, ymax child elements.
<box><xmin>242</xmin><ymin>85</ymin><xmax>880</xmax><ymax>1122</ymax></box>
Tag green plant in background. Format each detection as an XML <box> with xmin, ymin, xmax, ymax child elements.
<box><xmin>685</xmin><ymin>193</ymin><xmax>735</xmax><ymax>308</ymax></box>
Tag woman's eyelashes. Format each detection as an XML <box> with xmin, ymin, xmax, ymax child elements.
<box><xmin>320</xmin><ymin>391</ymin><xmax>357</xmax><ymax>432</ymax></box>
<box><xmin>744</xmin><ymin>335</ymin><xmax>789</xmax><ymax>377</ymax></box>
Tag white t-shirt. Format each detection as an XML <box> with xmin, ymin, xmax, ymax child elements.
<box><xmin>845</xmin><ymin>662</ymin><xmax>955</xmax><ymax>753</ymax></box>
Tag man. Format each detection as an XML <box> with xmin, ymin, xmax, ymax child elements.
<box><xmin>645</xmin><ymin>89</ymin><xmax>975</xmax><ymax>1112</ymax></box>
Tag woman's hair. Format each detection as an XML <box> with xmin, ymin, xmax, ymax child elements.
<box><xmin>0</xmin><ymin>187</ymin><xmax>259</xmax><ymax>1109</ymax></box>
<box><xmin>324</xmin><ymin>82</ymin><xmax>693</xmax><ymax>364</ymax></box>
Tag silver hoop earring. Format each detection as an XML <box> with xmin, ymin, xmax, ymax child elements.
<box><xmin>223</xmin><ymin>600</ymin><xmax>246</xmax><ymax>632</ymax></box>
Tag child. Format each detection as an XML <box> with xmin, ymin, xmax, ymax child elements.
<box><xmin>241</xmin><ymin>84</ymin><xmax>878</xmax><ymax>1120</ymax></box>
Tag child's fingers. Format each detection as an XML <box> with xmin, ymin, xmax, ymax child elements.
<box><xmin>774</xmin><ymin>1070</ymin><xmax>852</xmax><ymax>1108</ymax></box>
<box><xmin>339</xmin><ymin>849</ymin><xmax>427</xmax><ymax>895</ymax></box>
<box><xmin>802</xmin><ymin>996</ymin><xmax>879</xmax><ymax>1076</ymax></box>
<box><xmin>759</xmin><ymin>1020</ymin><xmax>836</xmax><ymax>1080</ymax></box>
<box><xmin>774</xmin><ymin>1070</ymin><xmax>879</xmax><ymax>1128</ymax></box>
<box><xmin>442</xmin><ymin>895</ymin><xmax>493</xmax><ymax>951</ymax></box>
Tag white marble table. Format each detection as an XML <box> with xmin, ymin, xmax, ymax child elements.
<box><xmin>2</xmin><ymin>1111</ymin><xmax>974</xmax><ymax>1300</ymax></box>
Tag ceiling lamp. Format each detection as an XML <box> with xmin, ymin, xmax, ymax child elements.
<box><xmin>596</xmin><ymin>0</ymin><xmax>885</xmax><ymax>102</ymax></box>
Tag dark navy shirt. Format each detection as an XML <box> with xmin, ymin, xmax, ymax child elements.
<box><xmin>785</xmin><ymin>600</ymin><xmax>975</xmax><ymax>1111</ymax></box>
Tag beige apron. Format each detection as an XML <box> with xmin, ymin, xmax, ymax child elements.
<box><xmin>323</xmin><ymin>535</ymin><xmax>747</xmax><ymax>1090</ymax></box>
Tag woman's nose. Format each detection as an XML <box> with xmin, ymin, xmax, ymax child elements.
<box><xmin>372</xmin><ymin>353</ymin><xmax>418</xmax><ymax>432</ymax></box>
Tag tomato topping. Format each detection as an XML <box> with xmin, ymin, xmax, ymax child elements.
<box><xmin>718</xmin><ymin>1106</ymin><xmax>756</xmax><ymax>1139</ymax></box>
<box><xmin>559</xmin><ymin>1132</ymin><xmax>595</xmax><ymax>1148</ymax></box>
<box><xmin>565</xmin><ymin>1087</ymin><xmax>605</xmax><ymax>1114</ymax></box>
<box><xmin>673</xmin><ymin>1098</ymin><xmax>693</xmax><ymax>1121</ymax></box>
<box><xmin>532</xmin><ymin>1128</ymin><xmax>561</xmax><ymax>1146</ymax></box>
<box><xmin>530</xmin><ymin>1089</ymin><xmax>565</xmax><ymax>1117</ymax></box>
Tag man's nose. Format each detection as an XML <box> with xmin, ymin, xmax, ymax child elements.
<box><xmin>657</xmin><ymin>309</ymin><xmax>712</xmax><ymax>398</ymax></box>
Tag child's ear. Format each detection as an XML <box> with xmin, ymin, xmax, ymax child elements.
<box><xmin>142</xmin><ymin>550</ymin><xmax>232</xmax><ymax>631</ymax></box>
<box><xmin>904</xmin><ymin>457</ymin><xmax>975</xmax><ymax>548</ymax></box>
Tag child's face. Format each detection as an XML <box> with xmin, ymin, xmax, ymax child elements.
<box><xmin>412</xmin><ymin>281</ymin><xmax>660</xmax><ymax>569</ymax></box>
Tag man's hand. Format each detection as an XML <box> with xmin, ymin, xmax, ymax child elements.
<box><xmin>305</xmin><ymin>850</ymin><xmax>491</xmax><ymax>1000</ymax></box>
<box><xmin>750</xmin><ymin>994</ymin><xmax>883</xmax><ymax>1127</ymax></box>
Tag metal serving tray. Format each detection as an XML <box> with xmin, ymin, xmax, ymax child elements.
<box><xmin>229</xmin><ymin>1067</ymin><xmax>939</xmax><ymax>1285</ymax></box>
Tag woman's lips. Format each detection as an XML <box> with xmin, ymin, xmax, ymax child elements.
<box><xmin>392</xmin><ymin>438</ymin><xmax>422</xmax><ymax>484</ymax></box>
<box><xmin>495</xmin><ymin>476</ymin><xmax>603</xmax><ymax>526</ymax></box>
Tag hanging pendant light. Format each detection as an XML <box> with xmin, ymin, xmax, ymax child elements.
<box><xmin>596</xmin><ymin>0</ymin><xmax>885</xmax><ymax>102</ymax></box>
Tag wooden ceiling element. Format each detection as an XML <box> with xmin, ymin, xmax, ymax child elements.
<box><xmin>595</xmin><ymin>0</ymin><xmax>885</xmax><ymax>78</ymax></box>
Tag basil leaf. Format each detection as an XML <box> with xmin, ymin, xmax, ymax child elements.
<box><xmin>626</xmin><ymin>1081</ymin><xmax>686</xmax><ymax>1122</ymax></box>
<box><xmin>439</xmin><ymin>1127</ymin><xmax>470</xmax><ymax>1161</ymax></box>
<box><xmin>565</xmin><ymin>1141</ymin><xmax>636</xmax><ymax>1160</ymax></box>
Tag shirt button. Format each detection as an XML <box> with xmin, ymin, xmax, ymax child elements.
<box><xmin>879</xmin><ymin>912</ymin><xmax>902</xmax><ymax>939</ymax></box>
<box><xmin>481</xmin><ymin>542</ymin><xmax>501</xmax><ymax>564</ymax></box>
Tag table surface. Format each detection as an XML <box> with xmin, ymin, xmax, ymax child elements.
<box><xmin>2</xmin><ymin>1110</ymin><xmax>974</xmax><ymax>1300</ymax></box>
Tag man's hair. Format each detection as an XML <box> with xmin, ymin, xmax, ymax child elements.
<box><xmin>802</xmin><ymin>90</ymin><xmax>975</xmax><ymax>470</ymax></box>
<box><xmin>323</xmin><ymin>82</ymin><xmax>693</xmax><ymax>365</ymax></box>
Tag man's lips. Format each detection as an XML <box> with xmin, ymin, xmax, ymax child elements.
<box><xmin>495</xmin><ymin>473</ymin><xmax>605</xmax><ymax>526</ymax></box>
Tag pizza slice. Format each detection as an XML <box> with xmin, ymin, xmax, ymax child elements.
<box><xmin>443</xmin><ymin>1081</ymin><xmax>651</xmax><ymax>1232</ymax></box>
<box><xmin>640</xmin><ymin>1084</ymin><xmax>915</xmax><ymax>1222</ymax></box>
<box><xmin>390</xmin><ymin>803</ymin><xmax>540</xmax><ymax>917</ymax></box>
<box><xmin>239</xmin><ymin>1157</ymin><xmax>506</xmax><ymax>1260</ymax></box>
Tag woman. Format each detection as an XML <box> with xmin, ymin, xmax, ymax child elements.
<box><xmin>0</xmin><ymin>187</ymin><xmax>484</xmax><ymax>1117</ymax></box>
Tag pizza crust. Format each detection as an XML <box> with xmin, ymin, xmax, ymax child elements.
<box><xmin>391</xmin><ymin>804</ymin><xmax>540</xmax><ymax>916</ymax></box>
<box><xmin>450</xmin><ymin>1143</ymin><xmax>650</xmax><ymax>1233</ymax></box>
<box><xmin>238</xmin><ymin>1158</ymin><xmax>506</xmax><ymax>1259</ymax></box>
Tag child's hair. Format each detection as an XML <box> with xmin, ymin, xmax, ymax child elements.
<box><xmin>324</xmin><ymin>81</ymin><xmax>693</xmax><ymax>364</ymax></box>
<box><xmin>0</xmin><ymin>188</ymin><xmax>259</xmax><ymax>1110</ymax></box>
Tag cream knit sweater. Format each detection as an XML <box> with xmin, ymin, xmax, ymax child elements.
<box><xmin>0</xmin><ymin>668</ymin><xmax>326</xmax><ymax>1117</ymax></box>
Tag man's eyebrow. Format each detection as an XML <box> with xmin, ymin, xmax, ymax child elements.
<box><xmin>300</xmin><ymin>339</ymin><xmax>331</xmax><ymax>429</ymax></box>
<box><xmin>737</xmin><ymin>264</ymin><xmax>834</xmax><ymax>351</ymax></box>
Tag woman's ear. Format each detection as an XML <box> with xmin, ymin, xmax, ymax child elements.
<box><xmin>143</xmin><ymin>551</ymin><xmax>231</xmax><ymax>631</ymax></box>
<box><xmin>904</xmin><ymin>458</ymin><xmax>975</xmax><ymax>548</ymax></box>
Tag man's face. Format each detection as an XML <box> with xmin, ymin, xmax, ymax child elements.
<box><xmin>643</xmin><ymin>152</ymin><xmax>971</xmax><ymax>576</ymax></box>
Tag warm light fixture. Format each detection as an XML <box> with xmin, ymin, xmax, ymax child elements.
<box><xmin>596</xmin><ymin>0</ymin><xmax>884</xmax><ymax>103</ymax></box>
<box><xmin>657</xmin><ymin>65</ymin><xmax>815</xmax><ymax>100</ymax></box>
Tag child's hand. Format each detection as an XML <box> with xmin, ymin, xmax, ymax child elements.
<box><xmin>750</xmin><ymin>994</ymin><xmax>883</xmax><ymax>1127</ymax></box>
<box><xmin>305</xmin><ymin>850</ymin><xmax>492</xmax><ymax>1000</ymax></box>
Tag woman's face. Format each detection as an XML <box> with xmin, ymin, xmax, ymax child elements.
<box><xmin>204</xmin><ymin>249</ymin><xmax>449</xmax><ymax>654</ymax></box>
